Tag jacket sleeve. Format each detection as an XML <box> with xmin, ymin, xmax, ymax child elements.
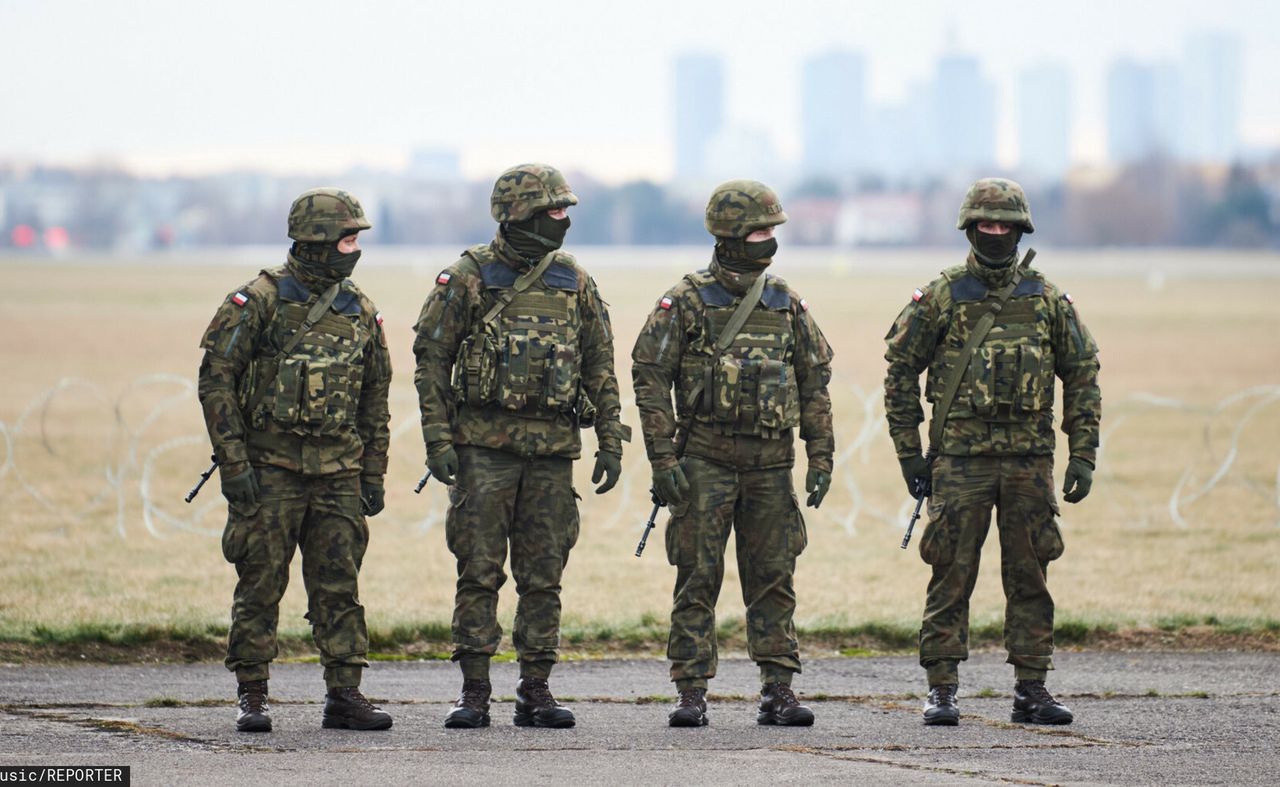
<box><xmin>630</xmin><ymin>286</ymin><xmax>689</xmax><ymax>472</ymax></box>
<box><xmin>196</xmin><ymin>286</ymin><xmax>267</xmax><ymax>481</ymax></box>
<box><xmin>579</xmin><ymin>274</ymin><xmax>631</xmax><ymax>455</ymax></box>
<box><xmin>412</xmin><ymin>268</ymin><xmax>474</xmax><ymax>457</ymax></box>
<box><xmin>792</xmin><ymin>295</ymin><xmax>835</xmax><ymax>474</ymax></box>
<box><xmin>1051</xmin><ymin>289</ymin><xmax>1102</xmax><ymax>466</ymax></box>
<box><xmin>356</xmin><ymin>309</ymin><xmax>393</xmax><ymax>483</ymax></box>
<box><xmin>882</xmin><ymin>283</ymin><xmax>944</xmax><ymax>458</ymax></box>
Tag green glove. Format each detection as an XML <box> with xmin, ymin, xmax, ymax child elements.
<box><xmin>805</xmin><ymin>469</ymin><xmax>830</xmax><ymax>509</ymax></box>
<box><xmin>652</xmin><ymin>464</ymin><xmax>690</xmax><ymax>506</ymax></box>
<box><xmin>427</xmin><ymin>443</ymin><xmax>459</xmax><ymax>486</ymax></box>
<box><xmin>592</xmin><ymin>451</ymin><xmax>622</xmax><ymax>495</ymax></box>
<box><xmin>360</xmin><ymin>479</ymin><xmax>385</xmax><ymax>517</ymax></box>
<box><xmin>221</xmin><ymin>466</ymin><xmax>260</xmax><ymax>511</ymax></box>
<box><xmin>1063</xmin><ymin>457</ymin><xmax>1094</xmax><ymax>503</ymax></box>
<box><xmin>898</xmin><ymin>454</ymin><xmax>931</xmax><ymax>497</ymax></box>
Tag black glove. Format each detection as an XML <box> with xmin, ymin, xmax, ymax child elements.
<box><xmin>427</xmin><ymin>443</ymin><xmax>459</xmax><ymax>486</ymax></box>
<box><xmin>652</xmin><ymin>464</ymin><xmax>690</xmax><ymax>506</ymax></box>
<box><xmin>360</xmin><ymin>479</ymin><xmax>385</xmax><ymax>517</ymax></box>
<box><xmin>805</xmin><ymin>469</ymin><xmax>830</xmax><ymax>509</ymax></box>
<box><xmin>592</xmin><ymin>451</ymin><xmax>622</xmax><ymax>495</ymax></box>
<box><xmin>1063</xmin><ymin>457</ymin><xmax>1094</xmax><ymax>503</ymax></box>
<box><xmin>221</xmin><ymin>466</ymin><xmax>260</xmax><ymax>511</ymax></box>
<box><xmin>899</xmin><ymin>454</ymin><xmax>932</xmax><ymax>497</ymax></box>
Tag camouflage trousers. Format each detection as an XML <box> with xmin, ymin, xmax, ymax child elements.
<box><xmin>446</xmin><ymin>445</ymin><xmax>580</xmax><ymax>680</ymax></box>
<box><xmin>917</xmin><ymin>454</ymin><xmax>1065</xmax><ymax>686</ymax></box>
<box><xmin>222</xmin><ymin>466</ymin><xmax>370</xmax><ymax>689</ymax></box>
<box><xmin>665</xmin><ymin>455</ymin><xmax>808</xmax><ymax>689</ymax></box>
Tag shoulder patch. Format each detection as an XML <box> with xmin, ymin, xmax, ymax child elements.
<box><xmin>799</xmin><ymin>298</ymin><xmax>809</xmax><ymax>312</ymax></box>
<box><xmin>376</xmin><ymin>311</ymin><xmax>384</xmax><ymax>326</ymax></box>
<box><xmin>659</xmin><ymin>295</ymin><xmax>674</xmax><ymax>311</ymax></box>
<box><xmin>1064</xmin><ymin>292</ymin><xmax>1074</xmax><ymax>304</ymax></box>
<box><xmin>231</xmin><ymin>292</ymin><xmax>249</xmax><ymax>307</ymax></box>
<box><xmin>912</xmin><ymin>288</ymin><xmax>924</xmax><ymax>303</ymax></box>
<box><xmin>436</xmin><ymin>271</ymin><xmax>452</xmax><ymax>286</ymax></box>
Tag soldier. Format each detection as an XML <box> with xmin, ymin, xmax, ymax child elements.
<box><xmin>413</xmin><ymin>163</ymin><xmax>630</xmax><ymax>729</ymax></box>
<box><xmin>197</xmin><ymin>188</ymin><xmax>394</xmax><ymax>732</ymax></box>
<box><xmin>632</xmin><ymin>180</ymin><xmax>834</xmax><ymax>728</ymax></box>
<box><xmin>883</xmin><ymin>178</ymin><xmax>1101</xmax><ymax>726</ymax></box>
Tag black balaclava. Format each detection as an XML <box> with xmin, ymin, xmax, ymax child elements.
<box><xmin>503</xmin><ymin>209</ymin><xmax>570</xmax><ymax>262</ymax></box>
<box><xmin>966</xmin><ymin>224</ymin><xmax>1022</xmax><ymax>268</ymax></box>
<box><xmin>715</xmin><ymin>236</ymin><xmax>777</xmax><ymax>274</ymax></box>
<box><xmin>289</xmin><ymin>232</ymin><xmax>360</xmax><ymax>288</ymax></box>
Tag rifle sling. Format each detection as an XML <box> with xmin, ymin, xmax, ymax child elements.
<box><xmin>245</xmin><ymin>282</ymin><xmax>342</xmax><ymax>414</ymax></box>
<box><xmin>480</xmin><ymin>251</ymin><xmax>558</xmax><ymax>325</ymax></box>
<box><xmin>688</xmin><ymin>269</ymin><xmax>769</xmax><ymax>416</ymax></box>
<box><xmin>926</xmin><ymin>249</ymin><xmax>1035</xmax><ymax>450</ymax></box>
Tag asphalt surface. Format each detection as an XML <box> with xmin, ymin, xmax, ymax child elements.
<box><xmin>1</xmin><ymin>651</ymin><xmax>1276</xmax><ymax>786</ymax></box>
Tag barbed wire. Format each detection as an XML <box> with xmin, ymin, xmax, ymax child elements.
<box><xmin>0</xmin><ymin>377</ymin><xmax>1276</xmax><ymax>539</ymax></box>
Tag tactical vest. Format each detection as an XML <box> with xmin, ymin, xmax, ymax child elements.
<box><xmin>675</xmin><ymin>270</ymin><xmax>800</xmax><ymax>438</ymax></box>
<box><xmin>243</xmin><ymin>271</ymin><xmax>375</xmax><ymax>436</ymax></box>
<box><xmin>450</xmin><ymin>247</ymin><xmax>584</xmax><ymax>419</ymax></box>
<box><xmin>925</xmin><ymin>268</ymin><xmax>1056</xmax><ymax>422</ymax></box>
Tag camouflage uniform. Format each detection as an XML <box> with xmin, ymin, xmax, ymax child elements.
<box><xmin>632</xmin><ymin>181</ymin><xmax>835</xmax><ymax>689</ymax></box>
<box><xmin>198</xmin><ymin>189</ymin><xmax>391</xmax><ymax>690</ymax></box>
<box><xmin>883</xmin><ymin>179</ymin><xmax>1101</xmax><ymax>687</ymax></box>
<box><xmin>413</xmin><ymin>164</ymin><xmax>629</xmax><ymax>681</ymax></box>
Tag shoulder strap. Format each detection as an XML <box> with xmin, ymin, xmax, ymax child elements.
<box><xmin>480</xmin><ymin>252</ymin><xmax>558</xmax><ymax>325</ymax></box>
<box><xmin>245</xmin><ymin>282</ymin><xmax>341</xmax><ymax>413</ymax></box>
<box><xmin>927</xmin><ymin>251</ymin><xmax>1034</xmax><ymax>450</ymax></box>
<box><xmin>713</xmin><ymin>271</ymin><xmax>768</xmax><ymax>353</ymax></box>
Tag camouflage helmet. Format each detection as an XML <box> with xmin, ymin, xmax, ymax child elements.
<box><xmin>704</xmin><ymin>179</ymin><xmax>788</xmax><ymax>239</ymax></box>
<box><xmin>287</xmin><ymin>188</ymin><xmax>372</xmax><ymax>242</ymax></box>
<box><xmin>490</xmin><ymin>163</ymin><xmax>579</xmax><ymax>223</ymax></box>
<box><xmin>956</xmin><ymin>177</ymin><xmax>1035</xmax><ymax>233</ymax></box>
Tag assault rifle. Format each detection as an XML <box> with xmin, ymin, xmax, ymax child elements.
<box><xmin>901</xmin><ymin>447</ymin><xmax>936</xmax><ymax>549</ymax></box>
<box><xmin>185</xmin><ymin>456</ymin><xmax>218</xmax><ymax>504</ymax></box>
<box><xmin>635</xmin><ymin>409</ymin><xmax>696</xmax><ymax>558</ymax></box>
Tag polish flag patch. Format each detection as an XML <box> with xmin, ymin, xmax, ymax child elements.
<box><xmin>912</xmin><ymin>288</ymin><xmax>924</xmax><ymax>302</ymax></box>
<box><xmin>436</xmin><ymin>272</ymin><xmax>452</xmax><ymax>286</ymax></box>
<box><xmin>375</xmin><ymin>312</ymin><xmax>384</xmax><ymax>327</ymax></box>
<box><xmin>659</xmin><ymin>296</ymin><xmax>673</xmax><ymax>310</ymax></box>
<box><xmin>1064</xmin><ymin>293</ymin><xmax>1074</xmax><ymax>304</ymax></box>
<box><xmin>231</xmin><ymin>292</ymin><xmax>249</xmax><ymax>307</ymax></box>
<box><xmin>799</xmin><ymin>298</ymin><xmax>809</xmax><ymax>312</ymax></box>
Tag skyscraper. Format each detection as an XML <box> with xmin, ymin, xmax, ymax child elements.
<box><xmin>672</xmin><ymin>53</ymin><xmax>725</xmax><ymax>182</ymax></box>
<box><xmin>1106</xmin><ymin>58</ymin><xmax>1160</xmax><ymax>163</ymax></box>
<box><xmin>1181</xmin><ymin>32</ymin><xmax>1241</xmax><ymax>162</ymax></box>
<box><xmin>800</xmin><ymin>50</ymin><xmax>868</xmax><ymax>179</ymax></box>
<box><xmin>1017</xmin><ymin>63</ymin><xmax>1072</xmax><ymax>178</ymax></box>
<box><xmin>930</xmin><ymin>54</ymin><xmax>996</xmax><ymax>174</ymax></box>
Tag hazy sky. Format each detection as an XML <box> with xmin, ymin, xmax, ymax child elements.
<box><xmin>2</xmin><ymin>0</ymin><xmax>1277</xmax><ymax>181</ymax></box>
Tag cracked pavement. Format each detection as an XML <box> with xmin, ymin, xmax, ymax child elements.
<box><xmin>2</xmin><ymin>651</ymin><xmax>1276</xmax><ymax>785</ymax></box>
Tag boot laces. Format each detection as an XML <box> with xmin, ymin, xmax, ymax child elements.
<box><xmin>1021</xmin><ymin>680</ymin><xmax>1057</xmax><ymax>705</ymax></box>
<box><xmin>677</xmin><ymin>688</ymin><xmax>704</xmax><ymax>708</ymax></box>
<box><xmin>239</xmin><ymin>680</ymin><xmax>268</xmax><ymax>712</ymax></box>
<box><xmin>769</xmin><ymin>683</ymin><xmax>799</xmax><ymax>707</ymax></box>
<box><xmin>522</xmin><ymin>678</ymin><xmax>556</xmax><ymax>707</ymax></box>
<box><xmin>460</xmin><ymin>680</ymin><xmax>491</xmax><ymax>706</ymax></box>
<box><xmin>930</xmin><ymin>684</ymin><xmax>957</xmax><ymax>704</ymax></box>
<box><xmin>335</xmin><ymin>687</ymin><xmax>376</xmax><ymax>710</ymax></box>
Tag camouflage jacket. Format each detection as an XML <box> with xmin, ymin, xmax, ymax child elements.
<box><xmin>631</xmin><ymin>259</ymin><xmax>835</xmax><ymax>473</ymax></box>
<box><xmin>883</xmin><ymin>252</ymin><xmax>1101</xmax><ymax>463</ymax></box>
<box><xmin>412</xmin><ymin>232</ymin><xmax>629</xmax><ymax>460</ymax></box>
<box><xmin>197</xmin><ymin>259</ymin><xmax>393</xmax><ymax>482</ymax></box>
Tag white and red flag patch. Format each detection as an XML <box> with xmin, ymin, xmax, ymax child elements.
<box><xmin>436</xmin><ymin>272</ymin><xmax>452</xmax><ymax>286</ymax></box>
<box><xmin>912</xmin><ymin>288</ymin><xmax>924</xmax><ymax>302</ymax></box>
<box><xmin>375</xmin><ymin>312</ymin><xmax>384</xmax><ymax>327</ymax></box>
<box><xmin>231</xmin><ymin>292</ymin><xmax>249</xmax><ymax>307</ymax></box>
<box><xmin>799</xmin><ymin>298</ymin><xmax>809</xmax><ymax>312</ymax></box>
<box><xmin>1064</xmin><ymin>293</ymin><xmax>1074</xmax><ymax>304</ymax></box>
<box><xmin>659</xmin><ymin>296</ymin><xmax>673</xmax><ymax>310</ymax></box>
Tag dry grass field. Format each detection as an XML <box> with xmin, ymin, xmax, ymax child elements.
<box><xmin>1</xmin><ymin>247</ymin><xmax>1278</xmax><ymax>653</ymax></box>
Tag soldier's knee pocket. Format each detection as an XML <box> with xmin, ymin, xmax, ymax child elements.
<box><xmin>786</xmin><ymin>491</ymin><xmax>808</xmax><ymax>558</ymax></box>
<box><xmin>444</xmin><ymin>485</ymin><xmax>473</xmax><ymax>556</ymax></box>
<box><xmin>919</xmin><ymin>499</ymin><xmax>957</xmax><ymax>566</ymax></box>
<box><xmin>221</xmin><ymin>515</ymin><xmax>250</xmax><ymax>564</ymax></box>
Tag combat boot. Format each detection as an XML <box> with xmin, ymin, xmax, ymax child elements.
<box><xmin>1012</xmin><ymin>680</ymin><xmax>1073</xmax><ymax>725</ymax></box>
<box><xmin>236</xmin><ymin>680</ymin><xmax>271</xmax><ymax>733</ymax></box>
<box><xmin>757</xmin><ymin>683</ymin><xmax>815</xmax><ymax>727</ymax></box>
<box><xmin>668</xmin><ymin>687</ymin><xmax>708</xmax><ymax>728</ymax></box>
<box><xmin>444</xmin><ymin>679</ymin><xmax>492</xmax><ymax>729</ymax></box>
<box><xmin>923</xmin><ymin>684</ymin><xmax>960</xmax><ymax>726</ymax></box>
<box><xmin>322</xmin><ymin>687</ymin><xmax>393</xmax><ymax>730</ymax></box>
<box><xmin>513</xmin><ymin>677</ymin><xmax>575</xmax><ymax>728</ymax></box>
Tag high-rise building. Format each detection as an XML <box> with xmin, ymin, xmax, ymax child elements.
<box><xmin>1106</xmin><ymin>58</ymin><xmax>1160</xmax><ymax>163</ymax></box>
<box><xmin>1016</xmin><ymin>63</ymin><xmax>1072</xmax><ymax>178</ymax></box>
<box><xmin>800</xmin><ymin>50</ymin><xmax>868</xmax><ymax>179</ymax></box>
<box><xmin>672</xmin><ymin>53</ymin><xmax>725</xmax><ymax>182</ymax></box>
<box><xmin>930</xmin><ymin>54</ymin><xmax>997</xmax><ymax>174</ymax></box>
<box><xmin>1181</xmin><ymin>32</ymin><xmax>1241</xmax><ymax>162</ymax></box>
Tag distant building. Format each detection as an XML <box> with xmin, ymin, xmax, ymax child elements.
<box><xmin>1181</xmin><ymin>32</ymin><xmax>1241</xmax><ymax>162</ymax></box>
<box><xmin>929</xmin><ymin>54</ymin><xmax>996</xmax><ymax>174</ymax></box>
<box><xmin>672</xmin><ymin>53</ymin><xmax>725</xmax><ymax>182</ymax></box>
<box><xmin>1017</xmin><ymin>63</ymin><xmax>1073</xmax><ymax>178</ymax></box>
<box><xmin>800</xmin><ymin>50</ymin><xmax>868</xmax><ymax>180</ymax></box>
<box><xmin>1106</xmin><ymin>58</ymin><xmax>1161</xmax><ymax>162</ymax></box>
<box><xmin>835</xmin><ymin>192</ymin><xmax>926</xmax><ymax>246</ymax></box>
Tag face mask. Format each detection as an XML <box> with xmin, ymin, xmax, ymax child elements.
<box><xmin>716</xmin><ymin>236</ymin><xmax>776</xmax><ymax>273</ymax></box>
<box><xmin>504</xmin><ymin>211</ymin><xmax>571</xmax><ymax>260</ymax></box>
<box><xmin>746</xmin><ymin>237</ymin><xmax>777</xmax><ymax>260</ymax></box>
<box><xmin>291</xmin><ymin>241</ymin><xmax>361</xmax><ymax>283</ymax></box>
<box><xmin>966</xmin><ymin>226</ymin><xmax>1021</xmax><ymax>267</ymax></box>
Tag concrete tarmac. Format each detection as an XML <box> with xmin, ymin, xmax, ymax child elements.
<box><xmin>2</xmin><ymin>651</ymin><xmax>1276</xmax><ymax>786</ymax></box>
